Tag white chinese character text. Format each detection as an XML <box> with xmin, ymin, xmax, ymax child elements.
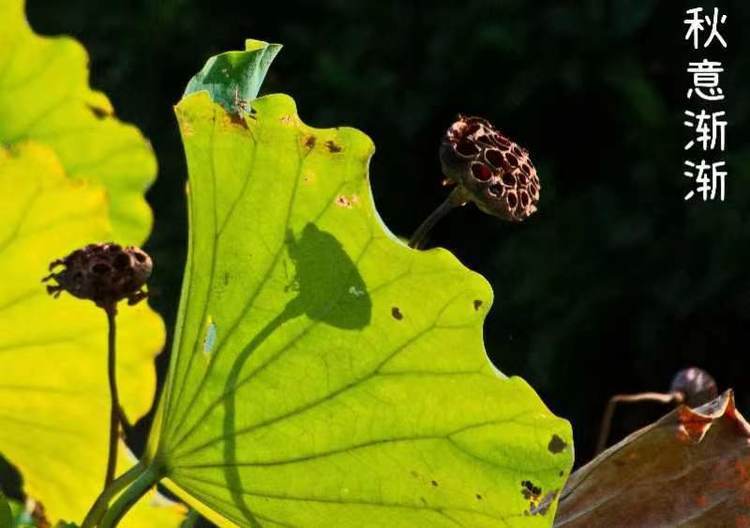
<box><xmin>683</xmin><ymin>110</ymin><xmax>726</xmax><ymax>151</ymax></box>
<box><xmin>686</xmin><ymin>60</ymin><xmax>724</xmax><ymax>101</ymax></box>
<box><xmin>683</xmin><ymin>159</ymin><xmax>726</xmax><ymax>201</ymax></box>
<box><xmin>684</xmin><ymin>7</ymin><xmax>727</xmax><ymax>49</ymax></box>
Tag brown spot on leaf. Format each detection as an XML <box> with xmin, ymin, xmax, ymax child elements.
<box><xmin>431</xmin><ymin>480</ymin><xmax>438</xmax><ymax>487</ymax></box>
<box><xmin>521</xmin><ymin>480</ymin><xmax>542</xmax><ymax>500</ymax></box>
<box><xmin>548</xmin><ymin>434</ymin><xmax>568</xmax><ymax>454</ymax></box>
<box><xmin>304</xmin><ymin>135</ymin><xmax>316</xmax><ymax>148</ymax></box>
<box><xmin>476</xmin><ymin>493</ymin><xmax>483</xmax><ymax>500</ymax></box>
<box><xmin>87</xmin><ymin>103</ymin><xmax>109</xmax><ymax>119</ymax></box>
<box><xmin>334</xmin><ymin>194</ymin><xmax>359</xmax><ymax>209</ymax></box>
<box><xmin>325</xmin><ymin>140</ymin><xmax>342</xmax><ymax>153</ymax></box>
<box><xmin>392</xmin><ymin>307</ymin><xmax>403</xmax><ymax>320</ymax></box>
<box><xmin>229</xmin><ymin>112</ymin><xmax>249</xmax><ymax>129</ymax></box>
<box><xmin>179</xmin><ymin>120</ymin><xmax>195</xmax><ymax>138</ymax></box>
<box><xmin>473</xmin><ymin>299</ymin><xmax>483</xmax><ymax>311</ymax></box>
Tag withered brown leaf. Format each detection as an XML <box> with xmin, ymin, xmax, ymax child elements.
<box><xmin>556</xmin><ymin>390</ymin><xmax>750</xmax><ymax>528</ymax></box>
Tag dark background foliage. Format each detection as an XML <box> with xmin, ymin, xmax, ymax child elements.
<box><xmin>12</xmin><ymin>0</ymin><xmax>750</xmax><ymax>522</ymax></box>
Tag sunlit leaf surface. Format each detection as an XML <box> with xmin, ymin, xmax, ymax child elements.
<box><xmin>150</xmin><ymin>43</ymin><xmax>573</xmax><ymax>527</ymax></box>
<box><xmin>0</xmin><ymin>0</ymin><xmax>156</xmax><ymax>244</ymax></box>
<box><xmin>0</xmin><ymin>1</ymin><xmax>181</xmax><ymax>525</ymax></box>
<box><xmin>0</xmin><ymin>143</ymin><xmax>181</xmax><ymax>527</ymax></box>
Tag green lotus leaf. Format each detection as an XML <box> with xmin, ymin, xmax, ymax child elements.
<box><xmin>148</xmin><ymin>43</ymin><xmax>573</xmax><ymax>527</ymax></box>
<box><xmin>0</xmin><ymin>492</ymin><xmax>11</xmax><ymax>528</ymax></box>
<box><xmin>184</xmin><ymin>39</ymin><xmax>282</xmax><ymax>113</ymax></box>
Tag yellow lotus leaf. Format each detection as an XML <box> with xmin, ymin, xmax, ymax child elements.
<box><xmin>0</xmin><ymin>1</ymin><xmax>182</xmax><ymax>525</ymax></box>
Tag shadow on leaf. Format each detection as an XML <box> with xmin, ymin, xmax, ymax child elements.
<box><xmin>222</xmin><ymin>222</ymin><xmax>371</xmax><ymax>525</ymax></box>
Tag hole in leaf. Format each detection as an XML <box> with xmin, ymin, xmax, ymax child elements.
<box><xmin>547</xmin><ymin>434</ymin><xmax>567</xmax><ymax>454</ymax></box>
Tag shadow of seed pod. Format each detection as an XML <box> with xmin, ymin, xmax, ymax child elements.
<box><xmin>42</xmin><ymin>242</ymin><xmax>153</xmax><ymax>309</ymax></box>
<box><xmin>439</xmin><ymin>115</ymin><xmax>540</xmax><ymax>222</ymax></box>
<box><xmin>670</xmin><ymin>367</ymin><xmax>719</xmax><ymax>408</ymax></box>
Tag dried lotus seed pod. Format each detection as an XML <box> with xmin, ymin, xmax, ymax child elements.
<box><xmin>439</xmin><ymin>115</ymin><xmax>540</xmax><ymax>222</ymax></box>
<box><xmin>43</xmin><ymin>242</ymin><xmax>152</xmax><ymax>309</ymax></box>
<box><xmin>670</xmin><ymin>367</ymin><xmax>719</xmax><ymax>408</ymax></box>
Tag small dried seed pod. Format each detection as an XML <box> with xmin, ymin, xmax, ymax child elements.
<box><xmin>43</xmin><ymin>242</ymin><xmax>152</xmax><ymax>309</ymax></box>
<box><xmin>439</xmin><ymin>115</ymin><xmax>539</xmax><ymax>222</ymax></box>
<box><xmin>670</xmin><ymin>367</ymin><xmax>718</xmax><ymax>408</ymax></box>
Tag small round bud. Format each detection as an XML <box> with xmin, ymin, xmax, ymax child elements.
<box><xmin>439</xmin><ymin>115</ymin><xmax>539</xmax><ymax>222</ymax></box>
<box><xmin>43</xmin><ymin>242</ymin><xmax>152</xmax><ymax>309</ymax></box>
<box><xmin>670</xmin><ymin>367</ymin><xmax>718</xmax><ymax>408</ymax></box>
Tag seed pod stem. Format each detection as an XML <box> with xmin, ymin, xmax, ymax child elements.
<box><xmin>104</xmin><ymin>303</ymin><xmax>120</xmax><ymax>489</ymax></box>
<box><xmin>409</xmin><ymin>187</ymin><xmax>467</xmax><ymax>249</ymax></box>
<box><xmin>595</xmin><ymin>391</ymin><xmax>683</xmax><ymax>455</ymax></box>
<box><xmin>595</xmin><ymin>367</ymin><xmax>718</xmax><ymax>456</ymax></box>
<box><xmin>43</xmin><ymin>243</ymin><xmax>153</xmax><ymax>495</ymax></box>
